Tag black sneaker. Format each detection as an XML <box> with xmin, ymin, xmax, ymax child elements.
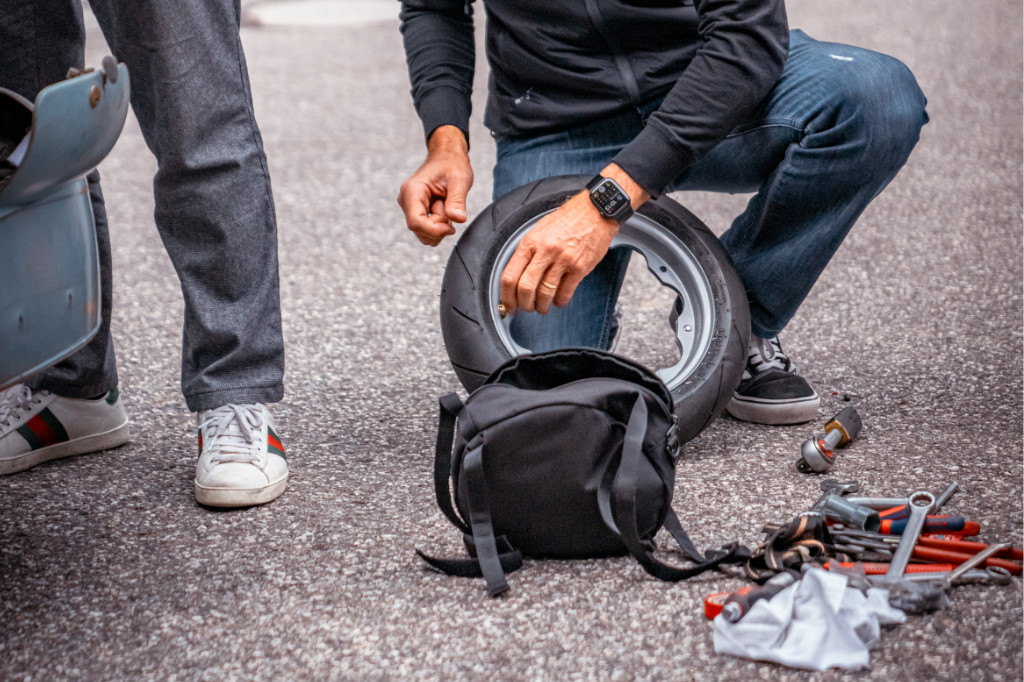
<box><xmin>726</xmin><ymin>335</ymin><xmax>820</xmax><ymax>425</ymax></box>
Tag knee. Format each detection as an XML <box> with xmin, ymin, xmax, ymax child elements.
<box><xmin>835</xmin><ymin>53</ymin><xmax>929</xmax><ymax>169</ymax></box>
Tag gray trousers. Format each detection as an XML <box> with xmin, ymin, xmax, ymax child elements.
<box><xmin>0</xmin><ymin>0</ymin><xmax>285</xmax><ymax>411</ymax></box>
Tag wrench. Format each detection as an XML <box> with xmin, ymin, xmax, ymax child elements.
<box><xmin>883</xmin><ymin>491</ymin><xmax>935</xmax><ymax>581</ymax></box>
<box><xmin>846</xmin><ymin>482</ymin><xmax>958</xmax><ymax>512</ymax></box>
<box><xmin>831</xmin><ymin>535</ymin><xmax>895</xmax><ymax>553</ymax></box>
<box><xmin>933</xmin><ymin>481</ymin><xmax>958</xmax><ymax>512</ymax></box>
<box><xmin>944</xmin><ymin>542</ymin><xmax>1013</xmax><ymax>585</ymax></box>
<box><xmin>900</xmin><ymin>565</ymin><xmax>1013</xmax><ymax>586</ymax></box>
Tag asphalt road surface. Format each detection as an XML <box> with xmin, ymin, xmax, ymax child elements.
<box><xmin>2</xmin><ymin>1</ymin><xmax>1021</xmax><ymax>680</ymax></box>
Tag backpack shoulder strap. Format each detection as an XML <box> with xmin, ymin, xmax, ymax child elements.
<box><xmin>434</xmin><ymin>393</ymin><xmax>471</xmax><ymax>534</ymax></box>
<box><xmin>461</xmin><ymin>442</ymin><xmax>511</xmax><ymax>596</ymax></box>
<box><xmin>612</xmin><ymin>393</ymin><xmax>750</xmax><ymax>581</ymax></box>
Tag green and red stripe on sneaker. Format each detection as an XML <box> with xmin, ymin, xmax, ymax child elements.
<box><xmin>267</xmin><ymin>426</ymin><xmax>285</xmax><ymax>459</ymax></box>
<box><xmin>16</xmin><ymin>407</ymin><xmax>70</xmax><ymax>450</ymax></box>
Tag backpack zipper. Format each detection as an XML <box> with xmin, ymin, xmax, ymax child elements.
<box><xmin>583</xmin><ymin>0</ymin><xmax>642</xmax><ymax>109</ymax></box>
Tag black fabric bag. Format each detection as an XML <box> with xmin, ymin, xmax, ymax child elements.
<box><xmin>418</xmin><ymin>349</ymin><xmax>749</xmax><ymax>596</ymax></box>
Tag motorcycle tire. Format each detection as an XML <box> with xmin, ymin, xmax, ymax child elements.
<box><xmin>439</xmin><ymin>174</ymin><xmax>750</xmax><ymax>445</ymax></box>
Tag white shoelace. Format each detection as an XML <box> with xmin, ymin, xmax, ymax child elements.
<box><xmin>0</xmin><ymin>384</ymin><xmax>37</xmax><ymax>429</ymax></box>
<box><xmin>198</xmin><ymin>404</ymin><xmax>265</xmax><ymax>464</ymax></box>
<box><xmin>746</xmin><ymin>336</ymin><xmax>794</xmax><ymax>376</ymax></box>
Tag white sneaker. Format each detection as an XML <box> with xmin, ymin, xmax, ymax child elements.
<box><xmin>194</xmin><ymin>403</ymin><xmax>288</xmax><ymax>507</ymax></box>
<box><xmin>0</xmin><ymin>384</ymin><xmax>130</xmax><ymax>475</ymax></box>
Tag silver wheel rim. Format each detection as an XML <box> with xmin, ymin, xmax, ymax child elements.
<box><xmin>487</xmin><ymin>210</ymin><xmax>716</xmax><ymax>390</ymax></box>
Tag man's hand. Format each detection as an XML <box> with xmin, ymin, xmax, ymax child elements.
<box><xmin>499</xmin><ymin>164</ymin><xmax>650</xmax><ymax>315</ymax></box>
<box><xmin>397</xmin><ymin>125</ymin><xmax>474</xmax><ymax>247</ymax></box>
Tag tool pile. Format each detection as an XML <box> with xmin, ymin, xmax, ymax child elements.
<box><xmin>706</xmin><ymin>408</ymin><xmax>1020</xmax><ymax>670</ymax></box>
<box><xmin>706</xmin><ymin>478</ymin><xmax>1021</xmax><ymax>671</ymax></box>
<box><xmin>708</xmin><ymin>479</ymin><xmax>1021</xmax><ymax>621</ymax></box>
<box><xmin>824</xmin><ymin>481</ymin><xmax>1020</xmax><ymax>587</ymax></box>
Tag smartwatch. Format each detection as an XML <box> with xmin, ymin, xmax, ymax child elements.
<box><xmin>586</xmin><ymin>175</ymin><xmax>634</xmax><ymax>223</ymax></box>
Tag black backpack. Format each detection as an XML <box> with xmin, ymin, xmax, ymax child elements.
<box><xmin>418</xmin><ymin>349</ymin><xmax>749</xmax><ymax>596</ymax></box>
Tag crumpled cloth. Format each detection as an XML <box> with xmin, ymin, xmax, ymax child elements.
<box><xmin>712</xmin><ymin>567</ymin><xmax>906</xmax><ymax>671</ymax></box>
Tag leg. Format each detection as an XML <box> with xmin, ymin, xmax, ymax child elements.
<box><xmin>88</xmin><ymin>0</ymin><xmax>285</xmax><ymax>412</ymax></box>
<box><xmin>668</xmin><ymin>29</ymin><xmax>927</xmax><ymax>423</ymax></box>
<box><xmin>85</xmin><ymin>0</ymin><xmax>288</xmax><ymax>506</ymax></box>
<box><xmin>492</xmin><ymin>112</ymin><xmax>644</xmax><ymax>351</ymax></box>
<box><xmin>0</xmin><ymin>1</ymin><xmax>119</xmax><ymax>398</ymax></box>
<box><xmin>672</xmin><ymin>29</ymin><xmax>928</xmax><ymax>337</ymax></box>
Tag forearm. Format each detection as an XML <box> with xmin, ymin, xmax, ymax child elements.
<box><xmin>399</xmin><ymin>0</ymin><xmax>476</xmax><ymax>144</ymax></box>
<box><xmin>613</xmin><ymin>0</ymin><xmax>789</xmax><ymax>196</ymax></box>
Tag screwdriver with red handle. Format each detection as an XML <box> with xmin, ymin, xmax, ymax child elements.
<box><xmin>917</xmin><ymin>536</ymin><xmax>1024</xmax><ymax>561</ymax></box>
<box><xmin>823</xmin><ymin>561</ymin><xmax>955</xmax><ymax>575</ymax></box>
<box><xmin>910</xmin><ymin>545</ymin><xmax>1022</xmax><ymax>574</ymax></box>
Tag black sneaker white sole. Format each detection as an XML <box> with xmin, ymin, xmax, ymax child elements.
<box><xmin>726</xmin><ymin>392</ymin><xmax>820</xmax><ymax>425</ymax></box>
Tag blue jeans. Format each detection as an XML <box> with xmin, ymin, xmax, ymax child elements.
<box><xmin>493</xmin><ymin>30</ymin><xmax>928</xmax><ymax>350</ymax></box>
<box><xmin>0</xmin><ymin>0</ymin><xmax>285</xmax><ymax>411</ymax></box>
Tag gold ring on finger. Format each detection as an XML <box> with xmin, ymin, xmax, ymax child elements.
<box><xmin>539</xmin><ymin>280</ymin><xmax>559</xmax><ymax>291</ymax></box>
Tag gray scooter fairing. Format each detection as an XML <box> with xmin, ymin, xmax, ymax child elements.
<box><xmin>0</xmin><ymin>59</ymin><xmax>129</xmax><ymax>390</ymax></box>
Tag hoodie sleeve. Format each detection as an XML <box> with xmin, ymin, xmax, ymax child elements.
<box><xmin>612</xmin><ymin>0</ymin><xmax>789</xmax><ymax>197</ymax></box>
<box><xmin>399</xmin><ymin>0</ymin><xmax>477</xmax><ymax>144</ymax></box>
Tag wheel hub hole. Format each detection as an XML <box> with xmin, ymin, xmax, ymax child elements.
<box><xmin>614</xmin><ymin>254</ymin><xmax>683</xmax><ymax>372</ymax></box>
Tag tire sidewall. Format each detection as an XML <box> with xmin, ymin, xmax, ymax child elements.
<box><xmin>440</xmin><ymin>175</ymin><xmax>750</xmax><ymax>444</ymax></box>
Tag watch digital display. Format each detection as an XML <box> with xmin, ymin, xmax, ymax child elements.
<box><xmin>586</xmin><ymin>175</ymin><xmax>634</xmax><ymax>222</ymax></box>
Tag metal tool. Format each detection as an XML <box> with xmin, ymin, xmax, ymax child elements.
<box><xmin>900</xmin><ymin>566</ymin><xmax>1013</xmax><ymax>586</ymax></box>
<box><xmin>811</xmin><ymin>481</ymin><xmax>881</xmax><ymax>532</ymax></box>
<box><xmin>844</xmin><ymin>497</ymin><xmax>909</xmax><ymax>510</ymax></box>
<box><xmin>911</xmin><ymin>544</ymin><xmax>1021</xmax><ymax>574</ymax></box>
<box><xmin>933</xmin><ymin>481</ymin><xmax>958</xmax><ymax>511</ymax></box>
<box><xmin>797</xmin><ymin>406</ymin><xmax>863</xmax><ymax>473</ymax></box>
<box><xmin>829</xmin><ymin>533</ymin><xmax>895</xmax><ymax>553</ymax></box>
<box><xmin>883</xmin><ymin>491</ymin><xmax>935</xmax><ymax>581</ymax></box>
<box><xmin>944</xmin><ymin>543</ymin><xmax>1013</xmax><ymax>584</ymax></box>
<box><xmin>845</xmin><ymin>481</ymin><xmax>958</xmax><ymax>512</ymax></box>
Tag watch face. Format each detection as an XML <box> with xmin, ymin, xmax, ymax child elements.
<box><xmin>591</xmin><ymin>179</ymin><xmax>630</xmax><ymax>217</ymax></box>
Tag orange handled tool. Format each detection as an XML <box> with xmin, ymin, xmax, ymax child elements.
<box><xmin>917</xmin><ymin>536</ymin><xmax>1024</xmax><ymax>561</ymax></box>
<box><xmin>823</xmin><ymin>561</ymin><xmax>955</xmax><ymax>575</ymax></box>
<box><xmin>911</xmin><ymin>545</ymin><xmax>1022</xmax><ymax>574</ymax></box>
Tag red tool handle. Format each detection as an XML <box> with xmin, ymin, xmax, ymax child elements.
<box><xmin>878</xmin><ymin>505</ymin><xmax>909</xmax><ymax>521</ymax></box>
<box><xmin>823</xmin><ymin>561</ymin><xmax>955</xmax><ymax>575</ymax></box>
<box><xmin>880</xmin><ymin>517</ymin><xmax>980</xmax><ymax>536</ymax></box>
<box><xmin>911</xmin><ymin>546</ymin><xmax>1023</xmax><ymax>574</ymax></box>
<box><xmin>704</xmin><ymin>592</ymin><xmax>730</xmax><ymax>619</ymax></box>
<box><xmin>917</xmin><ymin>536</ymin><xmax>1024</xmax><ymax>561</ymax></box>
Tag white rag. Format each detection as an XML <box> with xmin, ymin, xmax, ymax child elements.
<box><xmin>712</xmin><ymin>567</ymin><xmax>906</xmax><ymax>671</ymax></box>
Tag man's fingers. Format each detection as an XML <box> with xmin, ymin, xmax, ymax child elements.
<box><xmin>534</xmin><ymin>267</ymin><xmax>565</xmax><ymax>315</ymax></box>
<box><xmin>398</xmin><ymin>180</ymin><xmax>456</xmax><ymax>243</ymax></box>
<box><xmin>554</xmin><ymin>270</ymin><xmax>585</xmax><ymax>308</ymax></box>
<box><xmin>444</xmin><ymin>170</ymin><xmax>472</xmax><ymax>223</ymax></box>
<box><xmin>516</xmin><ymin>256</ymin><xmax>556</xmax><ymax>313</ymax></box>
<box><xmin>499</xmin><ymin>244</ymin><xmax>534</xmax><ymax>315</ymax></box>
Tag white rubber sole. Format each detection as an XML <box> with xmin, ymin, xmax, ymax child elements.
<box><xmin>0</xmin><ymin>422</ymin><xmax>131</xmax><ymax>475</ymax></box>
<box><xmin>194</xmin><ymin>475</ymin><xmax>288</xmax><ymax>508</ymax></box>
<box><xmin>725</xmin><ymin>394</ymin><xmax>821</xmax><ymax>425</ymax></box>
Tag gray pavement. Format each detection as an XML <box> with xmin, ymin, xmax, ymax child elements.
<box><xmin>2</xmin><ymin>1</ymin><xmax>1022</xmax><ymax>679</ymax></box>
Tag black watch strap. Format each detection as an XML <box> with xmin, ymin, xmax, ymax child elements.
<box><xmin>586</xmin><ymin>175</ymin><xmax>634</xmax><ymax>223</ymax></box>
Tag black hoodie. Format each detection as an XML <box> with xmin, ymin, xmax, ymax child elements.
<box><xmin>400</xmin><ymin>0</ymin><xmax>789</xmax><ymax>196</ymax></box>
